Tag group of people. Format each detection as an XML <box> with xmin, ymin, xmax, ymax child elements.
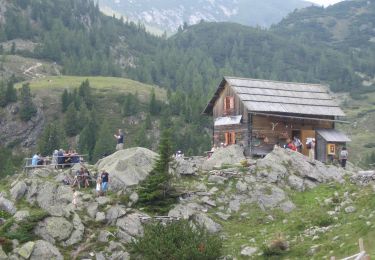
<box><xmin>71</xmin><ymin>168</ymin><xmax>110</xmax><ymax>208</ymax></box>
<box><xmin>31</xmin><ymin>149</ymin><xmax>82</xmax><ymax>167</ymax></box>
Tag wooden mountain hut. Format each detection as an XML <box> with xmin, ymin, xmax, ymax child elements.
<box><xmin>203</xmin><ymin>77</ymin><xmax>351</xmax><ymax>162</ymax></box>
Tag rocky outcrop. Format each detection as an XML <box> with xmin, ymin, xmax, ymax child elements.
<box><xmin>0</xmin><ymin>196</ymin><xmax>16</xmax><ymax>214</ymax></box>
<box><xmin>35</xmin><ymin>217</ymin><xmax>73</xmax><ymax>244</ymax></box>
<box><xmin>350</xmin><ymin>170</ymin><xmax>375</xmax><ymax>186</ymax></box>
<box><xmin>0</xmin><ymin>101</ymin><xmax>45</xmax><ymax>148</ymax></box>
<box><xmin>10</xmin><ymin>181</ymin><xmax>27</xmax><ymax>201</ymax></box>
<box><xmin>201</xmin><ymin>145</ymin><xmax>246</xmax><ymax>171</ymax></box>
<box><xmin>255</xmin><ymin>147</ymin><xmax>347</xmax><ymax>190</ymax></box>
<box><xmin>96</xmin><ymin>147</ymin><xmax>158</xmax><ymax>191</ymax></box>
<box><xmin>29</xmin><ymin>240</ymin><xmax>63</xmax><ymax>260</ymax></box>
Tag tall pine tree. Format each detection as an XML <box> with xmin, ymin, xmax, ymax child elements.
<box><xmin>93</xmin><ymin>120</ymin><xmax>115</xmax><ymax>161</ymax></box>
<box><xmin>38</xmin><ymin>123</ymin><xmax>67</xmax><ymax>155</ymax></box>
<box><xmin>19</xmin><ymin>83</ymin><xmax>37</xmax><ymax>121</ymax></box>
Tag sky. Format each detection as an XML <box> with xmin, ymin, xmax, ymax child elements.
<box><xmin>307</xmin><ymin>0</ymin><xmax>345</xmax><ymax>7</ymax></box>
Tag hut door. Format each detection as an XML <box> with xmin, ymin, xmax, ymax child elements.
<box><xmin>301</xmin><ymin>130</ymin><xmax>315</xmax><ymax>156</ymax></box>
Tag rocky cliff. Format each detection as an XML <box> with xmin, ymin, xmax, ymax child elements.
<box><xmin>0</xmin><ymin>146</ymin><xmax>373</xmax><ymax>259</ymax></box>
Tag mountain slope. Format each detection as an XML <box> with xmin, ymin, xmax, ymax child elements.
<box><xmin>98</xmin><ymin>0</ymin><xmax>311</xmax><ymax>33</ymax></box>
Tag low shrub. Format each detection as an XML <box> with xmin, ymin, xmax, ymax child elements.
<box><xmin>310</xmin><ymin>211</ymin><xmax>334</xmax><ymax>227</ymax></box>
<box><xmin>262</xmin><ymin>233</ymin><xmax>289</xmax><ymax>256</ymax></box>
<box><xmin>130</xmin><ymin>220</ymin><xmax>222</xmax><ymax>260</ymax></box>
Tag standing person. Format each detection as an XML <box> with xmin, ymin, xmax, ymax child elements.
<box><xmin>287</xmin><ymin>139</ymin><xmax>297</xmax><ymax>151</ymax></box>
<box><xmin>114</xmin><ymin>129</ymin><xmax>124</xmax><ymax>151</ymax></box>
<box><xmin>100</xmin><ymin>170</ymin><xmax>109</xmax><ymax>196</ymax></box>
<box><xmin>307</xmin><ymin>138</ymin><xmax>316</xmax><ymax>161</ymax></box>
<box><xmin>293</xmin><ymin>136</ymin><xmax>303</xmax><ymax>153</ymax></box>
<box><xmin>72</xmin><ymin>188</ymin><xmax>78</xmax><ymax>209</ymax></box>
<box><xmin>96</xmin><ymin>175</ymin><xmax>102</xmax><ymax>197</ymax></box>
<box><xmin>339</xmin><ymin>146</ymin><xmax>349</xmax><ymax>168</ymax></box>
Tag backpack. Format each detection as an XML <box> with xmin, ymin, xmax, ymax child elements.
<box><xmin>306</xmin><ymin>142</ymin><xmax>312</xmax><ymax>149</ymax></box>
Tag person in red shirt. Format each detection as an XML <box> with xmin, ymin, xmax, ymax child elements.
<box><xmin>287</xmin><ymin>139</ymin><xmax>297</xmax><ymax>151</ymax></box>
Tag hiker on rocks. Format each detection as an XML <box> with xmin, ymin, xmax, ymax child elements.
<box><xmin>100</xmin><ymin>170</ymin><xmax>109</xmax><ymax>196</ymax></box>
<box><xmin>71</xmin><ymin>167</ymin><xmax>84</xmax><ymax>189</ymax></box>
<box><xmin>82</xmin><ymin>167</ymin><xmax>91</xmax><ymax>188</ymax></box>
<box><xmin>339</xmin><ymin>146</ymin><xmax>349</xmax><ymax>168</ymax></box>
<box><xmin>52</xmin><ymin>150</ymin><xmax>59</xmax><ymax>167</ymax></box>
<box><xmin>307</xmin><ymin>138</ymin><xmax>316</xmax><ymax>160</ymax></box>
<box><xmin>114</xmin><ymin>129</ymin><xmax>124</xmax><ymax>150</ymax></box>
<box><xmin>57</xmin><ymin>149</ymin><xmax>64</xmax><ymax>167</ymax></box>
<box><xmin>293</xmin><ymin>136</ymin><xmax>303</xmax><ymax>153</ymax></box>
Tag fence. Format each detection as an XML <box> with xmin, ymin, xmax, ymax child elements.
<box><xmin>23</xmin><ymin>154</ymin><xmax>88</xmax><ymax>171</ymax></box>
<box><xmin>331</xmin><ymin>239</ymin><xmax>370</xmax><ymax>260</ymax></box>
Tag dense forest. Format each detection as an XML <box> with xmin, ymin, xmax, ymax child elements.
<box><xmin>1</xmin><ymin>0</ymin><xmax>375</xmax><ymax>169</ymax></box>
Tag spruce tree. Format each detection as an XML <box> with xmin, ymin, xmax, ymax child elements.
<box><xmin>149</xmin><ymin>88</ymin><xmax>161</xmax><ymax>116</ymax></box>
<box><xmin>78</xmin><ymin>111</ymin><xmax>98</xmax><ymax>161</ymax></box>
<box><xmin>61</xmin><ymin>89</ymin><xmax>71</xmax><ymax>112</ymax></box>
<box><xmin>64</xmin><ymin>103</ymin><xmax>79</xmax><ymax>136</ymax></box>
<box><xmin>19</xmin><ymin>83</ymin><xmax>37</xmax><ymax>121</ymax></box>
<box><xmin>92</xmin><ymin>120</ymin><xmax>115</xmax><ymax>161</ymax></box>
<box><xmin>38</xmin><ymin>123</ymin><xmax>67</xmax><ymax>155</ymax></box>
<box><xmin>137</xmin><ymin>129</ymin><xmax>176</xmax><ymax>213</ymax></box>
<box><xmin>5</xmin><ymin>81</ymin><xmax>17</xmax><ymax>103</ymax></box>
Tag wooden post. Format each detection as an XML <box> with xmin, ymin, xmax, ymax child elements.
<box><xmin>359</xmin><ymin>238</ymin><xmax>364</xmax><ymax>252</ymax></box>
<box><xmin>248</xmin><ymin>113</ymin><xmax>253</xmax><ymax>156</ymax></box>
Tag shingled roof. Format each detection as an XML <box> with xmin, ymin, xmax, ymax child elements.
<box><xmin>203</xmin><ymin>77</ymin><xmax>345</xmax><ymax>117</ymax></box>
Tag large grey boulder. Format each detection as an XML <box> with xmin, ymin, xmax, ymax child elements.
<box><xmin>34</xmin><ymin>217</ymin><xmax>73</xmax><ymax>244</ymax></box>
<box><xmin>32</xmin><ymin>182</ymin><xmax>72</xmax><ymax>217</ymax></box>
<box><xmin>63</xmin><ymin>213</ymin><xmax>84</xmax><ymax>246</ymax></box>
<box><xmin>256</xmin><ymin>147</ymin><xmax>346</xmax><ymax>189</ymax></box>
<box><xmin>253</xmin><ymin>184</ymin><xmax>295</xmax><ymax>213</ymax></box>
<box><xmin>193</xmin><ymin>213</ymin><xmax>222</xmax><ymax>233</ymax></box>
<box><xmin>116</xmin><ymin>213</ymin><xmax>144</xmax><ymax>238</ymax></box>
<box><xmin>171</xmin><ymin>157</ymin><xmax>197</xmax><ymax>176</ymax></box>
<box><xmin>106</xmin><ymin>206</ymin><xmax>127</xmax><ymax>225</ymax></box>
<box><xmin>29</xmin><ymin>240</ymin><xmax>63</xmax><ymax>260</ymax></box>
<box><xmin>0</xmin><ymin>196</ymin><xmax>16</xmax><ymax>214</ymax></box>
<box><xmin>95</xmin><ymin>147</ymin><xmax>158</xmax><ymax>191</ymax></box>
<box><xmin>201</xmin><ymin>145</ymin><xmax>246</xmax><ymax>171</ymax></box>
<box><xmin>10</xmin><ymin>181</ymin><xmax>27</xmax><ymax>201</ymax></box>
<box><xmin>168</xmin><ymin>203</ymin><xmax>204</xmax><ymax>219</ymax></box>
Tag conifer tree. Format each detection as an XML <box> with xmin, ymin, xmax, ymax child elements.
<box><xmin>134</xmin><ymin>125</ymin><xmax>150</xmax><ymax>148</ymax></box>
<box><xmin>19</xmin><ymin>83</ymin><xmax>37</xmax><ymax>121</ymax></box>
<box><xmin>78</xmin><ymin>111</ymin><xmax>98</xmax><ymax>161</ymax></box>
<box><xmin>64</xmin><ymin>103</ymin><xmax>79</xmax><ymax>136</ymax></box>
<box><xmin>144</xmin><ymin>113</ymin><xmax>152</xmax><ymax>130</ymax></box>
<box><xmin>149</xmin><ymin>88</ymin><xmax>161</xmax><ymax>116</ymax></box>
<box><xmin>93</xmin><ymin>120</ymin><xmax>115</xmax><ymax>161</ymax></box>
<box><xmin>5</xmin><ymin>81</ymin><xmax>17</xmax><ymax>103</ymax></box>
<box><xmin>61</xmin><ymin>89</ymin><xmax>71</xmax><ymax>112</ymax></box>
<box><xmin>137</xmin><ymin>129</ymin><xmax>175</xmax><ymax>213</ymax></box>
<box><xmin>38</xmin><ymin>123</ymin><xmax>67</xmax><ymax>155</ymax></box>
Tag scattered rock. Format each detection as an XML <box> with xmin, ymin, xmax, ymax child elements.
<box><xmin>86</xmin><ymin>202</ymin><xmax>98</xmax><ymax>219</ymax></box>
<box><xmin>96</xmin><ymin>212</ymin><xmax>106</xmax><ymax>222</ymax></box>
<box><xmin>129</xmin><ymin>192</ymin><xmax>139</xmax><ymax>203</ymax></box>
<box><xmin>236</xmin><ymin>181</ymin><xmax>248</xmax><ymax>193</ymax></box>
<box><xmin>35</xmin><ymin>217</ymin><xmax>73</xmax><ymax>244</ymax></box>
<box><xmin>345</xmin><ymin>206</ymin><xmax>356</xmax><ymax>213</ymax></box>
<box><xmin>172</xmin><ymin>157</ymin><xmax>197</xmax><ymax>175</ymax></box>
<box><xmin>106</xmin><ymin>206</ymin><xmax>127</xmax><ymax>224</ymax></box>
<box><xmin>0</xmin><ymin>196</ymin><xmax>16</xmax><ymax>214</ymax></box>
<box><xmin>63</xmin><ymin>214</ymin><xmax>84</xmax><ymax>246</ymax></box>
<box><xmin>116</xmin><ymin>213</ymin><xmax>144</xmax><ymax>237</ymax></box>
<box><xmin>98</xmin><ymin>230</ymin><xmax>113</xmax><ymax>243</ymax></box>
<box><xmin>168</xmin><ymin>203</ymin><xmax>203</xmax><ymax>219</ymax></box>
<box><xmin>240</xmin><ymin>246</ymin><xmax>257</xmax><ymax>256</ymax></box>
<box><xmin>10</xmin><ymin>181</ymin><xmax>27</xmax><ymax>201</ymax></box>
<box><xmin>96</xmin><ymin>197</ymin><xmax>111</xmax><ymax>206</ymax></box>
<box><xmin>208</xmin><ymin>175</ymin><xmax>227</xmax><ymax>184</ymax></box>
<box><xmin>193</xmin><ymin>213</ymin><xmax>222</xmax><ymax>233</ymax></box>
<box><xmin>351</xmin><ymin>171</ymin><xmax>375</xmax><ymax>186</ymax></box>
<box><xmin>17</xmin><ymin>241</ymin><xmax>35</xmax><ymax>259</ymax></box>
<box><xmin>29</xmin><ymin>240</ymin><xmax>63</xmax><ymax>260</ymax></box>
<box><xmin>216</xmin><ymin>212</ymin><xmax>231</xmax><ymax>220</ymax></box>
<box><xmin>229</xmin><ymin>199</ymin><xmax>241</xmax><ymax>212</ymax></box>
<box><xmin>14</xmin><ymin>210</ymin><xmax>30</xmax><ymax>222</ymax></box>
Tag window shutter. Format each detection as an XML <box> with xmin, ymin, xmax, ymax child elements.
<box><xmin>229</xmin><ymin>97</ymin><xmax>234</xmax><ymax>109</ymax></box>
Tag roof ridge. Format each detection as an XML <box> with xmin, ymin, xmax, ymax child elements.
<box><xmin>224</xmin><ymin>76</ymin><xmax>327</xmax><ymax>87</ymax></box>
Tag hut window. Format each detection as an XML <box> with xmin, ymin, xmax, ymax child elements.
<box><xmin>224</xmin><ymin>96</ymin><xmax>234</xmax><ymax>111</ymax></box>
<box><xmin>225</xmin><ymin>132</ymin><xmax>236</xmax><ymax>145</ymax></box>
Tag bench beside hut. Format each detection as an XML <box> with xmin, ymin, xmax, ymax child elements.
<box><xmin>203</xmin><ymin>76</ymin><xmax>350</xmax><ymax>162</ymax></box>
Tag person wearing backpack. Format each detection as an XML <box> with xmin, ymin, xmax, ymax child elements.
<box><xmin>306</xmin><ymin>138</ymin><xmax>315</xmax><ymax>160</ymax></box>
<box><xmin>339</xmin><ymin>146</ymin><xmax>348</xmax><ymax>168</ymax></box>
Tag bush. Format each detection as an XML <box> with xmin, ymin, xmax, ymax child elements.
<box><xmin>311</xmin><ymin>211</ymin><xmax>334</xmax><ymax>227</ymax></box>
<box><xmin>130</xmin><ymin>220</ymin><xmax>222</xmax><ymax>260</ymax></box>
<box><xmin>262</xmin><ymin>233</ymin><xmax>289</xmax><ymax>256</ymax></box>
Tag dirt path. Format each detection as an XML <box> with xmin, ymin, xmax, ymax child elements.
<box><xmin>23</xmin><ymin>62</ymin><xmax>43</xmax><ymax>78</ymax></box>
